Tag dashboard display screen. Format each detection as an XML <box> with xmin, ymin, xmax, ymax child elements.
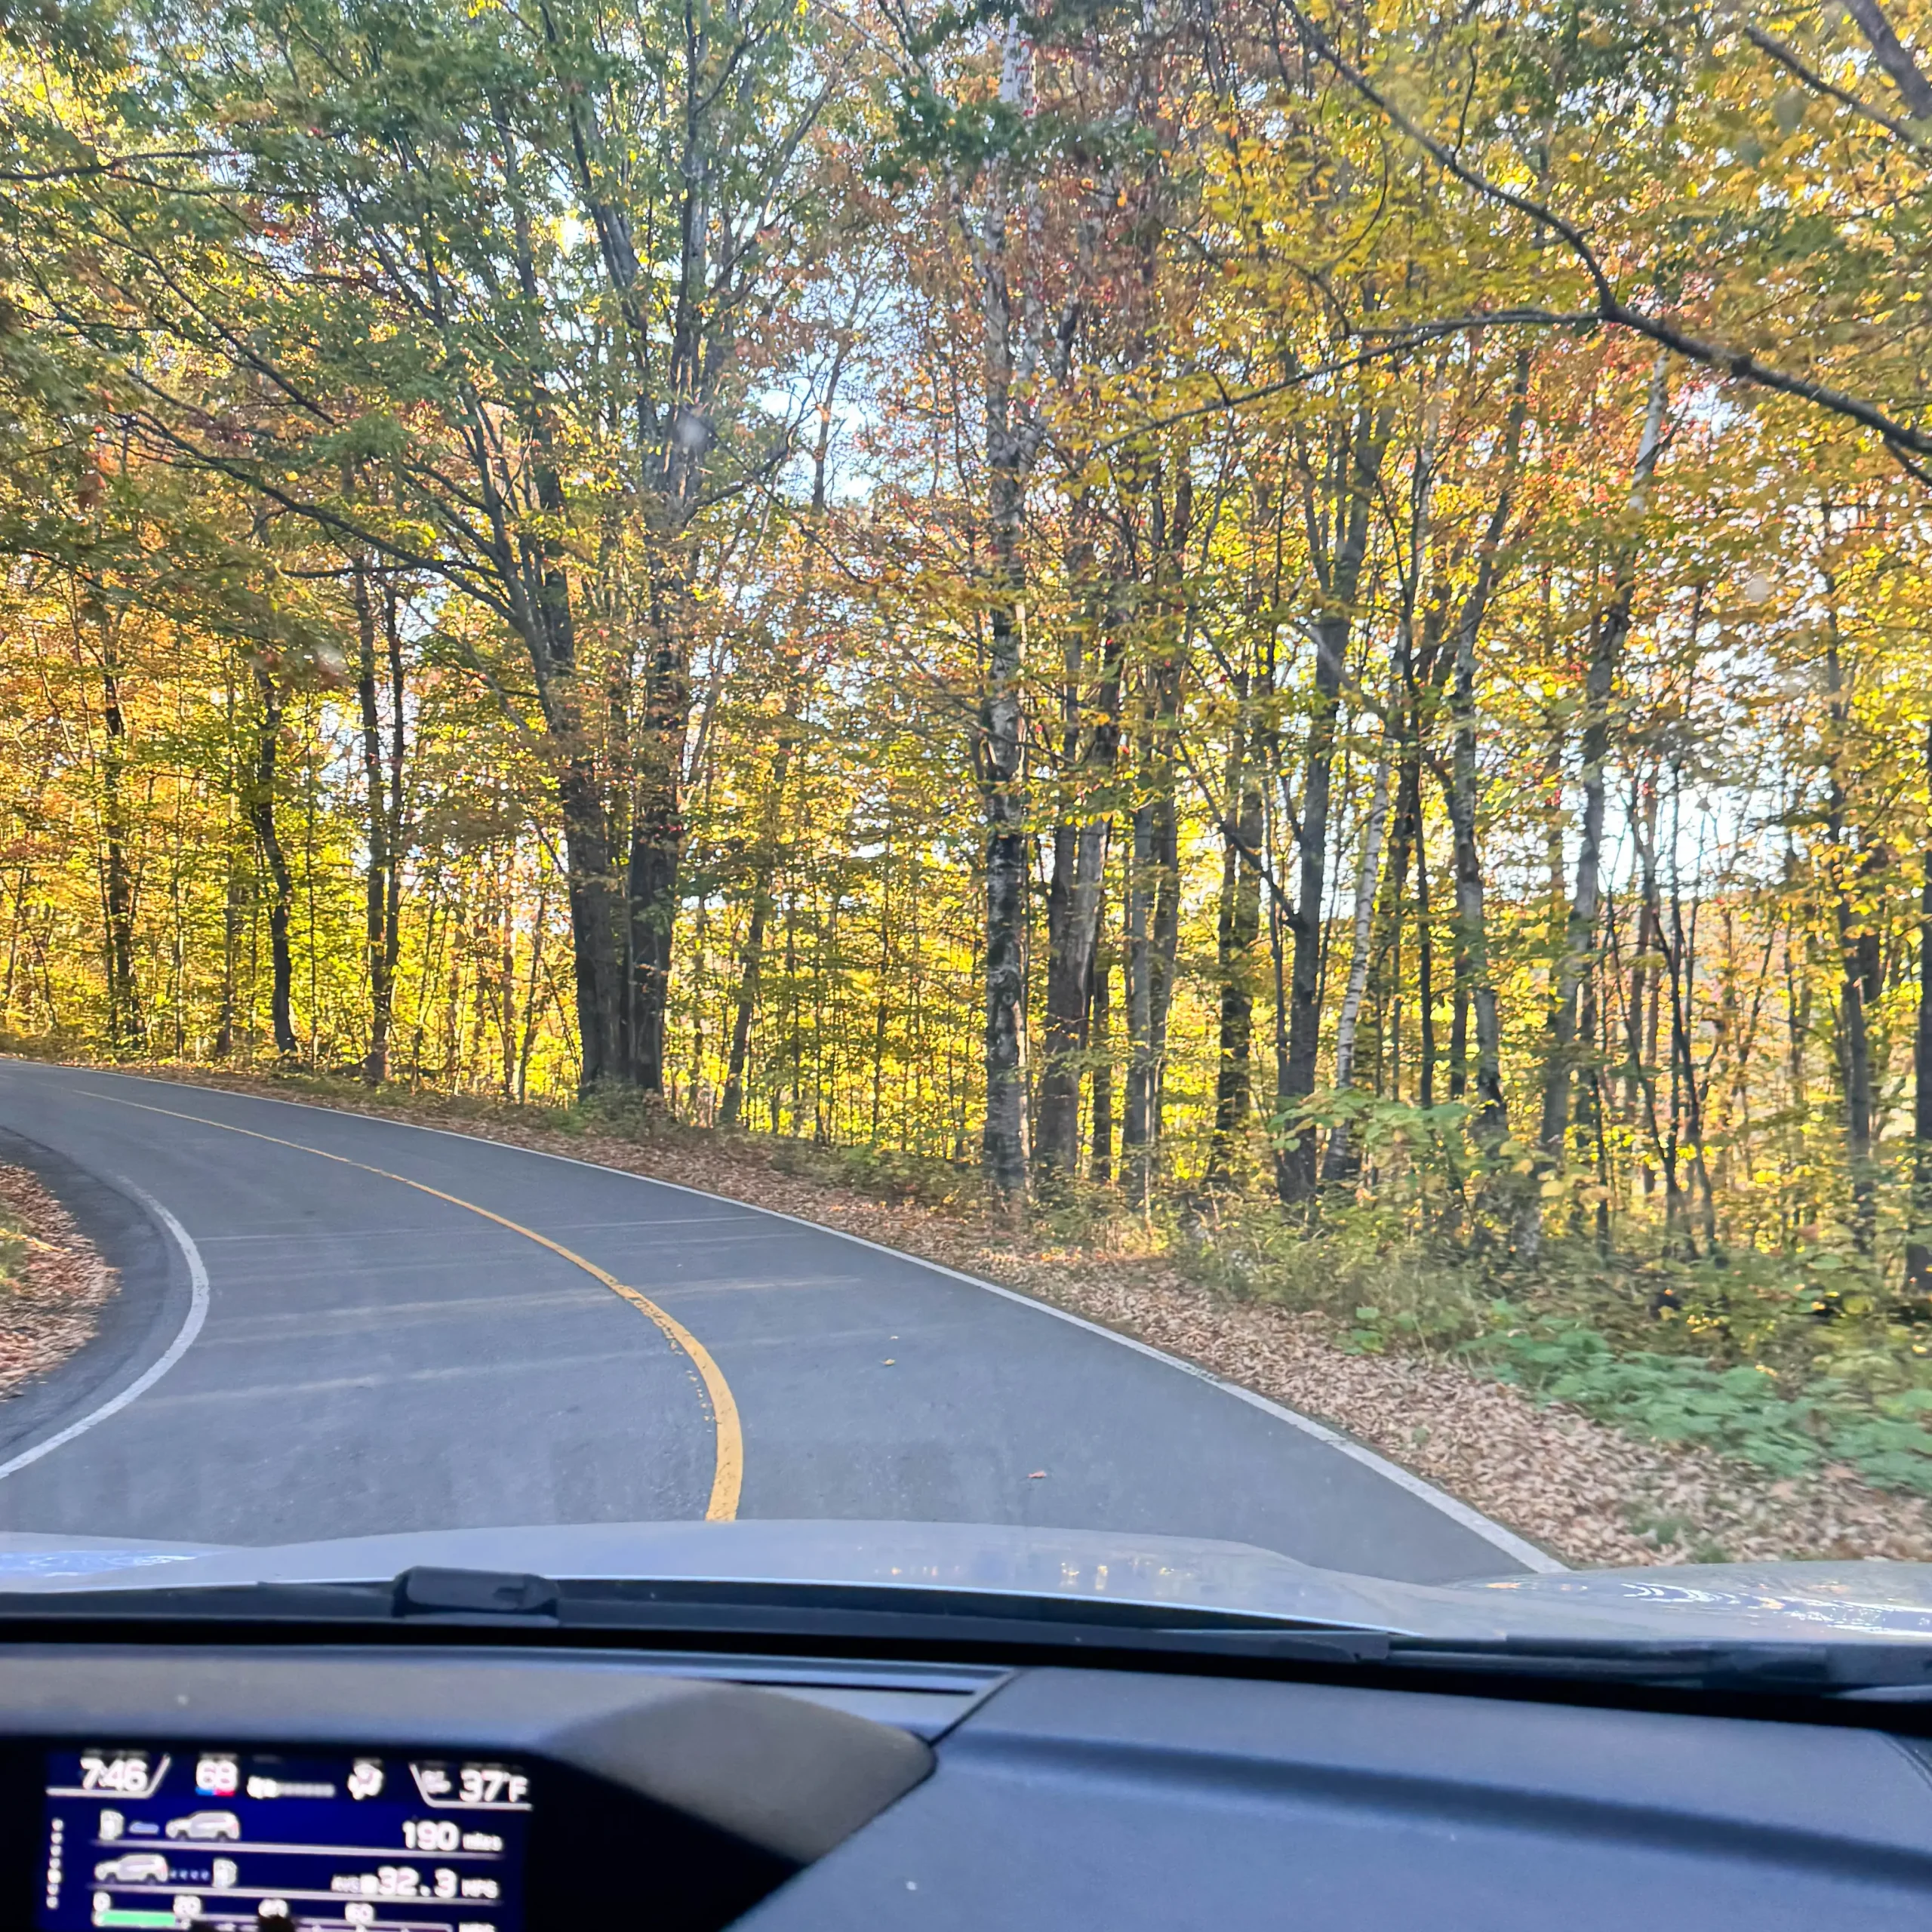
<box><xmin>35</xmin><ymin>1747</ymin><xmax>531</xmax><ymax>1932</ymax></box>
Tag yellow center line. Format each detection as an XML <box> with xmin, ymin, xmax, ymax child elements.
<box><xmin>82</xmin><ymin>1090</ymin><xmax>742</xmax><ymax>1521</ymax></box>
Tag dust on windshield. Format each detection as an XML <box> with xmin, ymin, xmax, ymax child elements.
<box><xmin>2</xmin><ymin>0</ymin><xmax>1931</xmax><ymax>1580</ymax></box>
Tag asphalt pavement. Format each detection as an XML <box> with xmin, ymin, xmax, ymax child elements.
<box><xmin>0</xmin><ymin>1061</ymin><xmax>1550</xmax><ymax>1582</ymax></box>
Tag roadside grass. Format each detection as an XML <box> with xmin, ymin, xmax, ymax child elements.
<box><xmin>1181</xmin><ymin>1189</ymin><xmax>1932</xmax><ymax>1500</ymax></box>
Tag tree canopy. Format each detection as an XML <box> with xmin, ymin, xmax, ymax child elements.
<box><xmin>11</xmin><ymin>0</ymin><xmax>1932</xmax><ymax>1352</ymax></box>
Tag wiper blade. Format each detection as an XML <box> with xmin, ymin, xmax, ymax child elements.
<box><xmin>0</xmin><ymin>1566</ymin><xmax>1397</xmax><ymax>1660</ymax></box>
<box><xmin>8</xmin><ymin>1569</ymin><xmax>1924</xmax><ymax>1690</ymax></box>
<box><xmin>1383</xmin><ymin>1635</ymin><xmax>1932</xmax><ymax>1691</ymax></box>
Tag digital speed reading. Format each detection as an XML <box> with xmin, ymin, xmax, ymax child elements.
<box><xmin>37</xmin><ymin>1747</ymin><xmax>533</xmax><ymax>1932</ymax></box>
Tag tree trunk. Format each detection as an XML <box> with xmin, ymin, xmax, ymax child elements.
<box><xmin>1629</xmin><ymin>786</ymin><xmax>1690</xmax><ymax>1240</ymax></box>
<box><xmin>1037</xmin><ymin>810</ymin><xmax>1110</xmax><ymax>1175</ymax></box>
<box><xmin>1208</xmin><ymin>743</ymin><xmax>1266</xmax><ymax>1185</ymax></box>
<box><xmin>1386</xmin><ymin>400</ymin><xmax>1440</xmax><ymax>1117</ymax></box>
<box><xmin>541</xmin><ymin>64</ymin><xmax>737</xmax><ymax>1100</ymax></box>
<box><xmin>248</xmin><ymin>663</ymin><xmax>298</xmax><ymax>1058</ymax></box>
<box><xmin>1662</xmin><ymin>808</ymin><xmax>1718</xmax><ymax>1255</ymax></box>
<box><xmin>1414</xmin><ymin>778</ymin><xmax>1437</xmax><ymax>1109</ymax></box>
<box><xmin>718</xmin><ymin>750</ymin><xmax>788</xmax><ymax>1129</ymax></box>
<box><xmin>975</xmin><ymin>24</ymin><xmax>1038</xmax><ymax>1200</ymax></box>
<box><xmin>1123</xmin><ymin>795</ymin><xmax>1157</xmax><ymax>1202</ymax></box>
<box><xmin>1536</xmin><ymin>356</ymin><xmax>1669</xmax><ymax>1166</ymax></box>
<box><xmin>718</xmin><ymin>351</ymin><xmax>845</xmax><ymax>1127</ymax></box>
<box><xmin>627</xmin><ymin>616</ymin><xmax>690</xmax><ymax>1093</ymax></box>
<box><xmin>352</xmin><ymin>562</ymin><xmax>404</xmax><ymax>1084</ymax></box>
<box><xmin>1122</xmin><ymin>706</ymin><xmax>1184</xmax><ymax>1202</ymax></box>
<box><xmin>1844</xmin><ymin>0</ymin><xmax>1932</xmax><ymax>117</ymax></box>
<box><xmin>1321</xmin><ymin>750</ymin><xmax>1391</xmax><ymax>1183</ymax></box>
<box><xmin>1035</xmin><ymin>545</ymin><xmax>1120</xmax><ymax>1177</ymax></box>
<box><xmin>1622</xmin><ymin>777</ymin><xmax>1660</xmax><ymax>1124</ymax></box>
<box><xmin>1119</xmin><ymin>466</ymin><xmax>1192</xmax><ymax>1202</ymax></box>
<box><xmin>550</xmin><ymin>756</ymin><xmax>623</xmax><ymax>1091</ymax></box>
<box><xmin>382</xmin><ymin>579</ymin><xmax>406</xmax><ymax>1048</ymax></box>
<box><xmin>1823</xmin><ymin>601</ymin><xmax>1877</xmax><ymax>1248</ymax></box>
<box><xmin>477</xmin><ymin>436</ymin><xmax>623</xmax><ymax>1094</ymax></box>
<box><xmin>1911</xmin><ymin>719</ymin><xmax>1932</xmax><ymax>1295</ymax></box>
<box><xmin>1278</xmin><ymin>408</ymin><xmax>1389</xmax><ymax>1201</ymax></box>
<box><xmin>214</xmin><ymin>837</ymin><xmax>245</xmax><ymax>1060</ymax></box>
<box><xmin>1444</xmin><ymin>354</ymin><xmax>1530</xmax><ymax>1130</ymax></box>
<box><xmin>1148</xmin><ymin>779</ymin><xmax>1183</xmax><ymax>1123</ymax></box>
<box><xmin>1375</xmin><ymin>755</ymin><xmax>1416</xmax><ymax>1106</ymax></box>
<box><xmin>1278</xmin><ymin>620</ymin><xmax>1343</xmax><ymax>1204</ymax></box>
<box><xmin>1089</xmin><ymin>933</ymin><xmax>1114</xmax><ymax>1183</ymax></box>
<box><xmin>96</xmin><ymin>613</ymin><xmax>142</xmax><ymax>1051</ymax></box>
<box><xmin>487</xmin><ymin>118</ymin><xmax>628</xmax><ymax>1095</ymax></box>
<box><xmin>980</xmin><ymin>703</ymin><xmax>1030</xmax><ymax>1200</ymax></box>
<box><xmin>515</xmin><ymin>872</ymin><xmax>550</xmax><ymax>1103</ymax></box>
<box><xmin>1621</xmin><ymin>777</ymin><xmax>1666</xmax><ymax>1200</ymax></box>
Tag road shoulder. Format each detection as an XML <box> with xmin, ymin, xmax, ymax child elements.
<box><xmin>0</xmin><ymin>1128</ymin><xmax>188</xmax><ymax>1466</ymax></box>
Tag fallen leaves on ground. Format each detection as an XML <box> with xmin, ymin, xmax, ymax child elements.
<box><xmin>992</xmin><ymin>1255</ymin><xmax>1932</xmax><ymax>1568</ymax></box>
<box><xmin>0</xmin><ymin>1166</ymin><xmax>115</xmax><ymax>1399</ymax></box>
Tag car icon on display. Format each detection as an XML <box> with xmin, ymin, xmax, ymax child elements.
<box><xmin>165</xmin><ymin>1812</ymin><xmax>240</xmax><ymax>1841</ymax></box>
<box><xmin>94</xmin><ymin>1853</ymin><xmax>170</xmax><ymax>1884</ymax></box>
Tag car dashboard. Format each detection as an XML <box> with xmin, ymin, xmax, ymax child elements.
<box><xmin>0</xmin><ymin>1634</ymin><xmax>1929</xmax><ymax>1930</ymax></box>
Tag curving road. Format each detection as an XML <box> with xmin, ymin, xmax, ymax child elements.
<box><xmin>0</xmin><ymin>1061</ymin><xmax>1551</xmax><ymax>1583</ymax></box>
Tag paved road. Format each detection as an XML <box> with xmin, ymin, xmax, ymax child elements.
<box><xmin>0</xmin><ymin>1062</ymin><xmax>1546</xmax><ymax>1582</ymax></box>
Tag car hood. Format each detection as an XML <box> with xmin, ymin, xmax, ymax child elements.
<box><xmin>0</xmin><ymin>1520</ymin><xmax>1927</xmax><ymax>1643</ymax></box>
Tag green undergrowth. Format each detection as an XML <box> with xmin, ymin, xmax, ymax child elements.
<box><xmin>1183</xmin><ymin>1189</ymin><xmax>1932</xmax><ymax>1499</ymax></box>
<box><xmin>557</xmin><ymin>1084</ymin><xmax>992</xmax><ymax>1212</ymax></box>
<box><xmin>762</xmin><ymin>1137</ymin><xmax>991</xmax><ymax>1214</ymax></box>
<box><xmin>1478</xmin><ymin>1318</ymin><xmax>1932</xmax><ymax>1494</ymax></box>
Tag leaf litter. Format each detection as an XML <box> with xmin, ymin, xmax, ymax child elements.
<box><xmin>0</xmin><ymin>1165</ymin><xmax>115</xmax><ymax>1401</ymax></box>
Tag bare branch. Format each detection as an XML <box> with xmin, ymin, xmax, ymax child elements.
<box><xmin>1276</xmin><ymin>1</ymin><xmax>1932</xmax><ymax>468</ymax></box>
<box><xmin>1075</xmin><ymin>309</ymin><xmax>1595</xmax><ymax>457</ymax></box>
<box><xmin>1739</xmin><ymin>21</ymin><xmax>1924</xmax><ymax>144</ymax></box>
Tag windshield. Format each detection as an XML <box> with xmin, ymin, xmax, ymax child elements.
<box><xmin>0</xmin><ymin>0</ymin><xmax>1930</xmax><ymax>1634</ymax></box>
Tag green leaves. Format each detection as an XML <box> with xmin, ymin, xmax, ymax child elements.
<box><xmin>1487</xmin><ymin>1315</ymin><xmax>1932</xmax><ymax>1494</ymax></box>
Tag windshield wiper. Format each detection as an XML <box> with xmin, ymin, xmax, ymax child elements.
<box><xmin>0</xmin><ymin>1566</ymin><xmax>1398</xmax><ymax>1663</ymax></box>
<box><xmin>5</xmin><ymin>1568</ymin><xmax>1930</xmax><ymax>1692</ymax></box>
<box><xmin>1381</xmin><ymin>1634</ymin><xmax>1932</xmax><ymax>1691</ymax></box>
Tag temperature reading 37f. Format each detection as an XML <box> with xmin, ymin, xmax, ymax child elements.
<box><xmin>411</xmin><ymin>1761</ymin><xmax>531</xmax><ymax>1809</ymax></box>
<box><xmin>460</xmin><ymin>1767</ymin><xmax>527</xmax><ymax>1807</ymax></box>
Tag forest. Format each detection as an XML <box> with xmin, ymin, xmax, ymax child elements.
<box><xmin>11</xmin><ymin>0</ymin><xmax>1932</xmax><ymax>1497</ymax></box>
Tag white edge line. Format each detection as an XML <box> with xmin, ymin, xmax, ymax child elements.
<box><xmin>0</xmin><ymin>1180</ymin><xmax>210</xmax><ymax>1481</ymax></box>
<box><xmin>42</xmin><ymin>1066</ymin><xmax>1564</xmax><ymax>1574</ymax></box>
